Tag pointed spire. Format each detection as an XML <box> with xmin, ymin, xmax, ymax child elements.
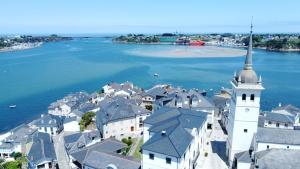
<box><xmin>244</xmin><ymin>19</ymin><xmax>253</xmax><ymax>70</ymax></box>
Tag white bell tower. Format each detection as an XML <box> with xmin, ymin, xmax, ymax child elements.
<box><xmin>226</xmin><ymin>23</ymin><xmax>264</xmax><ymax>164</ymax></box>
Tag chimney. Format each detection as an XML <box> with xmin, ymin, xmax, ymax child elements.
<box><xmin>161</xmin><ymin>130</ymin><xmax>166</xmax><ymax>136</ymax></box>
<box><xmin>278</xmin><ymin>102</ymin><xmax>282</xmax><ymax>107</ymax></box>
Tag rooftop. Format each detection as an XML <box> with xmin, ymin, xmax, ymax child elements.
<box><xmin>142</xmin><ymin>107</ymin><xmax>207</xmax><ymax>158</ymax></box>
<box><xmin>256</xmin><ymin>127</ymin><xmax>300</xmax><ymax>145</ymax></box>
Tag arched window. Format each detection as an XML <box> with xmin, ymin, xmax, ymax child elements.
<box><xmin>250</xmin><ymin>94</ymin><xmax>255</xmax><ymax>101</ymax></box>
<box><xmin>242</xmin><ymin>94</ymin><xmax>246</xmax><ymax>101</ymax></box>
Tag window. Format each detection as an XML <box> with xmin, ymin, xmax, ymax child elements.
<box><xmin>287</xmin><ymin>146</ymin><xmax>290</xmax><ymax>149</ymax></box>
<box><xmin>166</xmin><ymin>157</ymin><xmax>171</xmax><ymax>164</ymax></box>
<box><xmin>267</xmin><ymin>145</ymin><xmax>269</xmax><ymax>149</ymax></box>
<box><xmin>242</xmin><ymin>94</ymin><xmax>246</xmax><ymax>101</ymax></box>
<box><xmin>284</xmin><ymin>123</ymin><xmax>288</xmax><ymax>127</ymax></box>
<box><xmin>131</xmin><ymin>126</ymin><xmax>134</xmax><ymax>131</ymax></box>
<box><xmin>268</xmin><ymin>121</ymin><xmax>272</xmax><ymax>125</ymax></box>
<box><xmin>149</xmin><ymin>153</ymin><xmax>154</xmax><ymax>160</ymax></box>
<box><xmin>250</xmin><ymin>94</ymin><xmax>255</xmax><ymax>101</ymax></box>
<box><xmin>244</xmin><ymin>129</ymin><xmax>248</xmax><ymax>133</ymax></box>
<box><xmin>276</xmin><ymin>123</ymin><xmax>280</xmax><ymax>127</ymax></box>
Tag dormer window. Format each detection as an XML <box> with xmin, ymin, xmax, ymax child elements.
<box><xmin>242</xmin><ymin>94</ymin><xmax>246</xmax><ymax>101</ymax></box>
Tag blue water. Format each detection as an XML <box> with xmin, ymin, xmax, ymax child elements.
<box><xmin>1</xmin><ymin>38</ymin><xmax>300</xmax><ymax>132</ymax></box>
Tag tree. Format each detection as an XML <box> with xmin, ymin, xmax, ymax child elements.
<box><xmin>79</xmin><ymin>112</ymin><xmax>96</xmax><ymax>131</ymax></box>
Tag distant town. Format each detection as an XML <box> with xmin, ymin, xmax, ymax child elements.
<box><xmin>0</xmin><ymin>35</ymin><xmax>72</xmax><ymax>52</ymax></box>
<box><xmin>114</xmin><ymin>33</ymin><xmax>300</xmax><ymax>51</ymax></box>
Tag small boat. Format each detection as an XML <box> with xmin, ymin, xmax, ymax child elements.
<box><xmin>154</xmin><ymin>73</ymin><xmax>159</xmax><ymax>77</ymax></box>
<box><xmin>9</xmin><ymin>105</ymin><xmax>17</xmax><ymax>109</ymax></box>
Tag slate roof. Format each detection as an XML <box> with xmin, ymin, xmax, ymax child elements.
<box><xmin>96</xmin><ymin>97</ymin><xmax>150</xmax><ymax>132</ymax></box>
<box><xmin>63</xmin><ymin>116</ymin><xmax>78</xmax><ymax>124</ymax></box>
<box><xmin>48</xmin><ymin>91</ymin><xmax>90</xmax><ymax>111</ymax></box>
<box><xmin>84</xmin><ymin>151</ymin><xmax>141</xmax><ymax>169</ymax></box>
<box><xmin>142</xmin><ymin>107</ymin><xmax>207</xmax><ymax>158</ymax></box>
<box><xmin>272</xmin><ymin>104</ymin><xmax>300</xmax><ymax>116</ymax></box>
<box><xmin>156</xmin><ymin>88</ymin><xmax>215</xmax><ymax>110</ymax></box>
<box><xmin>34</xmin><ymin>114</ymin><xmax>59</xmax><ymax>128</ymax></box>
<box><xmin>264</xmin><ymin>112</ymin><xmax>294</xmax><ymax>124</ymax></box>
<box><xmin>4</xmin><ymin>124</ymin><xmax>37</xmax><ymax>143</ymax></box>
<box><xmin>253</xmin><ymin>149</ymin><xmax>300</xmax><ymax>169</ymax></box>
<box><xmin>64</xmin><ymin>131</ymin><xmax>100</xmax><ymax>154</ymax></box>
<box><xmin>142</xmin><ymin>86</ymin><xmax>167</xmax><ymax>98</ymax></box>
<box><xmin>235</xmin><ymin>151</ymin><xmax>252</xmax><ymax>163</ymax></box>
<box><xmin>69</xmin><ymin>138</ymin><xmax>138</xmax><ymax>169</ymax></box>
<box><xmin>27</xmin><ymin>132</ymin><xmax>56</xmax><ymax>165</ymax></box>
<box><xmin>256</xmin><ymin>127</ymin><xmax>300</xmax><ymax>145</ymax></box>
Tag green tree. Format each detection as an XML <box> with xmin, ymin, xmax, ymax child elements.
<box><xmin>79</xmin><ymin>112</ymin><xmax>96</xmax><ymax>131</ymax></box>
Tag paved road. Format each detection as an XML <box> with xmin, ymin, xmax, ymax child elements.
<box><xmin>53</xmin><ymin>132</ymin><xmax>71</xmax><ymax>169</ymax></box>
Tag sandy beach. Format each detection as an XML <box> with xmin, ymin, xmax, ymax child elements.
<box><xmin>0</xmin><ymin>42</ymin><xmax>43</xmax><ymax>52</ymax></box>
<box><xmin>127</xmin><ymin>46</ymin><xmax>247</xmax><ymax>58</ymax></box>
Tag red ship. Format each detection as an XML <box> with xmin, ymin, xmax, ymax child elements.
<box><xmin>189</xmin><ymin>40</ymin><xmax>205</xmax><ymax>46</ymax></box>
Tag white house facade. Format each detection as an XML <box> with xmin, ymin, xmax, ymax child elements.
<box><xmin>142</xmin><ymin>108</ymin><xmax>207</xmax><ymax>169</ymax></box>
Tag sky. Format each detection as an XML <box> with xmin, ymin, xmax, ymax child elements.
<box><xmin>1</xmin><ymin>0</ymin><xmax>300</xmax><ymax>34</ymax></box>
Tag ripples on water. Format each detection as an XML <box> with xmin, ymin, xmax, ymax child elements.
<box><xmin>0</xmin><ymin>38</ymin><xmax>300</xmax><ymax>132</ymax></box>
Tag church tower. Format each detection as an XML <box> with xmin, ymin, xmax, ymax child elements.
<box><xmin>226</xmin><ymin>23</ymin><xmax>264</xmax><ymax>164</ymax></box>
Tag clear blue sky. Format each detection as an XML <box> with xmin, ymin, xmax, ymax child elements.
<box><xmin>1</xmin><ymin>0</ymin><xmax>300</xmax><ymax>34</ymax></box>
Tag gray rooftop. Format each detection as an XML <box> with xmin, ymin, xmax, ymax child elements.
<box><xmin>142</xmin><ymin>86</ymin><xmax>167</xmax><ymax>98</ymax></box>
<box><xmin>272</xmin><ymin>104</ymin><xmax>300</xmax><ymax>116</ymax></box>
<box><xmin>4</xmin><ymin>124</ymin><xmax>37</xmax><ymax>143</ymax></box>
<box><xmin>256</xmin><ymin>127</ymin><xmax>300</xmax><ymax>145</ymax></box>
<box><xmin>157</xmin><ymin>88</ymin><xmax>215</xmax><ymax>110</ymax></box>
<box><xmin>235</xmin><ymin>151</ymin><xmax>252</xmax><ymax>163</ymax></box>
<box><xmin>69</xmin><ymin>138</ymin><xmax>138</xmax><ymax>169</ymax></box>
<box><xmin>96</xmin><ymin>97</ymin><xmax>150</xmax><ymax>132</ymax></box>
<box><xmin>27</xmin><ymin>132</ymin><xmax>56</xmax><ymax>165</ymax></box>
<box><xmin>64</xmin><ymin>131</ymin><xmax>100</xmax><ymax>154</ymax></box>
<box><xmin>142</xmin><ymin>107</ymin><xmax>207</xmax><ymax>158</ymax></box>
<box><xmin>34</xmin><ymin>114</ymin><xmax>60</xmax><ymax>128</ymax></box>
<box><xmin>264</xmin><ymin>112</ymin><xmax>294</xmax><ymax>124</ymax></box>
<box><xmin>84</xmin><ymin>151</ymin><xmax>140</xmax><ymax>169</ymax></box>
<box><xmin>253</xmin><ymin>149</ymin><xmax>300</xmax><ymax>169</ymax></box>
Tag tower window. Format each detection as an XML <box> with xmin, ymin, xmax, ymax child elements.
<box><xmin>244</xmin><ymin>129</ymin><xmax>248</xmax><ymax>133</ymax></box>
<box><xmin>242</xmin><ymin>94</ymin><xmax>246</xmax><ymax>101</ymax></box>
<box><xmin>166</xmin><ymin>157</ymin><xmax>171</xmax><ymax>164</ymax></box>
<box><xmin>250</xmin><ymin>94</ymin><xmax>255</xmax><ymax>101</ymax></box>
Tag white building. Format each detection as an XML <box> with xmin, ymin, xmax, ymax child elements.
<box><xmin>0</xmin><ymin>124</ymin><xmax>37</xmax><ymax>159</ymax></box>
<box><xmin>63</xmin><ymin>116</ymin><xmax>80</xmax><ymax>132</ymax></box>
<box><xmin>102</xmin><ymin>82</ymin><xmax>140</xmax><ymax>97</ymax></box>
<box><xmin>142</xmin><ymin>107</ymin><xmax>207</xmax><ymax>169</ymax></box>
<box><xmin>32</xmin><ymin>114</ymin><xmax>63</xmax><ymax>136</ymax></box>
<box><xmin>226</xmin><ymin>24</ymin><xmax>264</xmax><ymax>164</ymax></box>
<box><xmin>96</xmin><ymin>97</ymin><xmax>151</xmax><ymax>140</ymax></box>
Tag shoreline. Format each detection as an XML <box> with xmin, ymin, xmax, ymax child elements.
<box><xmin>0</xmin><ymin>42</ymin><xmax>43</xmax><ymax>52</ymax></box>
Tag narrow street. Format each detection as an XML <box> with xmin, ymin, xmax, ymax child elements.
<box><xmin>196</xmin><ymin>117</ymin><xmax>229</xmax><ymax>169</ymax></box>
<box><xmin>53</xmin><ymin>132</ymin><xmax>71</xmax><ymax>169</ymax></box>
